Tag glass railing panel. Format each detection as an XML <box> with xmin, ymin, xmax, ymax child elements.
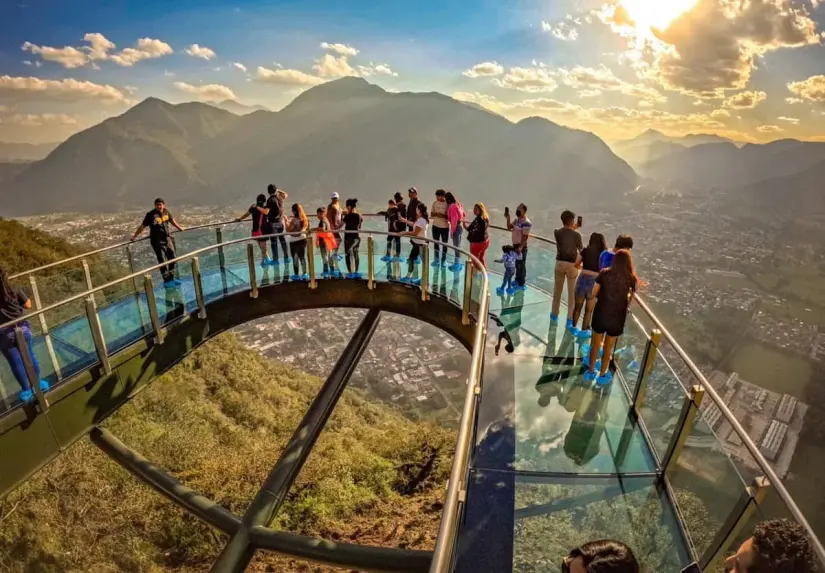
<box><xmin>45</xmin><ymin>303</ymin><xmax>98</xmax><ymax>380</ymax></box>
<box><xmin>20</xmin><ymin>263</ymin><xmax>90</xmax><ymax>309</ymax></box>
<box><xmin>98</xmin><ymin>282</ymin><xmax>150</xmax><ymax>354</ymax></box>
<box><xmin>667</xmin><ymin>403</ymin><xmax>750</xmax><ymax>561</ymax></box>
<box><xmin>460</xmin><ymin>472</ymin><xmax>691</xmax><ymax>573</ymax></box>
<box><xmin>0</xmin><ymin>317</ymin><xmax>61</xmax><ymax>412</ymax></box>
<box><xmin>169</xmin><ymin>227</ymin><xmax>216</xmax><ymax>258</ymax></box>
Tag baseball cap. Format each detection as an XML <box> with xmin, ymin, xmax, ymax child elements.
<box><xmin>408</xmin><ymin>187</ymin><xmax>418</xmax><ymax>194</ymax></box>
<box><xmin>331</xmin><ymin>192</ymin><xmax>340</xmax><ymax>199</ymax></box>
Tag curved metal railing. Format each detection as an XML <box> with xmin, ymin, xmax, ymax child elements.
<box><xmin>4</xmin><ymin>217</ymin><xmax>824</xmax><ymax>571</ymax></box>
<box><xmin>0</xmin><ymin>228</ymin><xmax>488</xmax><ymax>573</ymax></box>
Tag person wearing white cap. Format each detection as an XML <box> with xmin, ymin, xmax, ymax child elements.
<box><xmin>327</xmin><ymin>192</ymin><xmax>344</xmax><ymax>277</ymax></box>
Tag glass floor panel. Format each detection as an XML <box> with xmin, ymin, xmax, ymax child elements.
<box><xmin>454</xmin><ymin>470</ymin><xmax>691</xmax><ymax>573</ymax></box>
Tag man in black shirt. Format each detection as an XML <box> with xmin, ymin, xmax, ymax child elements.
<box><xmin>131</xmin><ymin>198</ymin><xmax>185</xmax><ymax>286</ymax></box>
<box><xmin>266</xmin><ymin>184</ymin><xmax>290</xmax><ymax>263</ymax></box>
<box><xmin>406</xmin><ymin>187</ymin><xmax>420</xmax><ymax>231</ymax></box>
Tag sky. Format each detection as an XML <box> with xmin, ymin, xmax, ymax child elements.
<box><xmin>1</xmin><ymin>0</ymin><xmax>825</xmax><ymax>144</ymax></box>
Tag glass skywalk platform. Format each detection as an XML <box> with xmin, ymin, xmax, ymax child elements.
<box><xmin>0</xmin><ymin>218</ymin><xmax>822</xmax><ymax>573</ymax></box>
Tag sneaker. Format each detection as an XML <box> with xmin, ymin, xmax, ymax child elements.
<box><xmin>596</xmin><ymin>372</ymin><xmax>613</xmax><ymax>386</ymax></box>
<box><xmin>271</xmin><ymin>258</ymin><xmax>281</xmax><ymax>265</ymax></box>
<box><xmin>381</xmin><ymin>255</ymin><xmax>393</xmax><ymax>262</ymax></box>
<box><xmin>351</xmin><ymin>272</ymin><xmax>363</xmax><ymax>280</ymax></box>
<box><xmin>302</xmin><ymin>274</ymin><xmax>310</xmax><ymax>281</ymax></box>
<box><xmin>583</xmin><ymin>370</ymin><xmax>598</xmax><ymax>383</ymax></box>
<box><xmin>19</xmin><ymin>389</ymin><xmax>34</xmax><ymax>403</ymax></box>
<box><xmin>261</xmin><ymin>258</ymin><xmax>272</xmax><ymax>268</ymax></box>
<box><xmin>576</xmin><ymin>328</ymin><xmax>592</xmax><ymax>340</ymax></box>
<box><xmin>282</xmin><ymin>257</ymin><xmax>292</xmax><ymax>264</ymax></box>
<box><xmin>448</xmin><ymin>262</ymin><xmax>464</xmax><ymax>272</ymax></box>
<box><xmin>334</xmin><ymin>271</ymin><xmax>343</xmax><ymax>279</ymax></box>
<box><xmin>39</xmin><ymin>380</ymin><xmax>50</xmax><ymax>393</ymax></box>
<box><xmin>431</xmin><ymin>258</ymin><xmax>441</xmax><ymax>267</ymax></box>
<box><xmin>290</xmin><ymin>274</ymin><xmax>303</xmax><ymax>281</ymax></box>
<box><xmin>411</xmin><ymin>278</ymin><xmax>421</xmax><ymax>286</ymax></box>
<box><xmin>496</xmin><ymin>286</ymin><xmax>505</xmax><ymax>296</ymax></box>
<box><xmin>506</xmin><ymin>286</ymin><xmax>516</xmax><ymax>296</ymax></box>
<box><xmin>550</xmin><ymin>313</ymin><xmax>559</xmax><ymax>323</ymax></box>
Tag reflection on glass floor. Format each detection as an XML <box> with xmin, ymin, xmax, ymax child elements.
<box><xmin>457</xmin><ymin>285</ymin><xmax>691</xmax><ymax>573</ymax></box>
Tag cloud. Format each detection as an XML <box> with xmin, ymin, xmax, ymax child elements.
<box><xmin>542</xmin><ymin>20</ymin><xmax>579</xmax><ymax>41</ymax></box>
<box><xmin>233</xmin><ymin>62</ymin><xmax>247</xmax><ymax>72</ymax></box>
<box><xmin>579</xmin><ymin>89</ymin><xmax>602</xmax><ymax>98</ymax></box>
<box><xmin>21</xmin><ymin>42</ymin><xmax>87</xmax><ymax>69</ymax></box>
<box><xmin>313</xmin><ymin>53</ymin><xmax>355</xmax><ymax>77</ymax></box>
<box><xmin>598</xmin><ymin>0</ymin><xmax>821</xmax><ymax>97</ymax></box>
<box><xmin>173</xmin><ymin>82</ymin><xmax>235</xmax><ymax>102</ymax></box>
<box><xmin>756</xmin><ymin>124</ymin><xmax>783</xmax><ymax>133</ymax></box>
<box><xmin>320</xmin><ymin>42</ymin><xmax>359</xmax><ymax>57</ymax></box>
<box><xmin>109</xmin><ymin>38</ymin><xmax>173</xmax><ymax>66</ymax></box>
<box><xmin>0</xmin><ymin>75</ymin><xmax>129</xmax><ymax>103</ymax></box>
<box><xmin>710</xmin><ymin>108</ymin><xmax>731</xmax><ymax>118</ymax></box>
<box><xmin>493</xmin><ymin>66</ymin><xmax>557</xmax><ymax>93</ymax></box>
<box><xmin>723</xmin><ymin>90</ymin><xmax>767</xmax><ymax>109</ymax></box>
<box><xmin>785</xmin><ymin>97</ymin><xmax>803</xmax><ymax>104</ymax></box>
<box><xmin>558</xmin><ymin>64</ymin><xmax>665</xmax><ymax>103</ymax></box>
<box><xmin>185</xmin><ymin>44</ymin><xmax>216</xmax><ymax>60</ymax></box>
<box><xmin>0</xmin><ymin>113</ymin><xmax>79</xmax><ymax>127</ymax></box>
<box><xmin>21</xmin><ymin>33</ymin><xmax>173</xmax><ymax>68</ymax></box>
<box><xmin>463</xmin><ymin>62</ymin><xmax>504</xmax><ymax>78</ymax></box>
<box><xmin>787</xmin><ymin>75</ymin><xmax>825</xmax><ymax>102</ymax></box>
<box><xmin>255</xmin><ymin>65</ymin><xmax>325</xmax><ymax>86</ymax></box>
<box><xmin>777</xmin><ymin>116</ymin><xmax>799</xmax><ymax>124</ymax></box>
<box><xmin>357</xmin><ymin>63</ymin><xmax>398</xmax><ymax>77</ymax></box>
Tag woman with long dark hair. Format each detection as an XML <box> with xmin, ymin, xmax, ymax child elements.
<box><xmin>343</xmin><ymin>198</ymin><xmax>364</xmax><ymax>278</ymax></box>
<box><xmin>444</xmin><ymin>191</ymin><xmax>466</xmax><ymax>271</ymax></box>
<box><xmin>0</xmin><ymin>267</ymin><xmax>48</xmax><ymax>404</ymax></box>
<box><xmin>584</xmin><ymin>250</ymin><xmax>639</xmax><ymax>386</ymax></box>
<box><xmin>562</xmin><ymin>539</ymin><xmax>639</xmax><ymax>573</ymax></box>
<box><xmin>400</xmin><ymin>203</ymin><xmax>429</xmax><ymax>284</ymax></box>
<box><xmin>287</xmin><ymin>203</ymin><xmax>310</xmax><ymax>281</ymax></box>
<box><xmin>573</xmin><ymin>232</ymin><xmax>607</xmax><ymax>337</ymax></box>
<box><xmin>463</xmin><ymin>202</ymin><xmax>490</xmax><ymax>270</ymax></box>
<box><xmin>235</xmin><ymin>193</ymin><xmax>272</xmax><ymax>266</ymax></box>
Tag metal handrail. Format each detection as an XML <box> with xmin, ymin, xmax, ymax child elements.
<box><xmin>8</xmin><ymin>219</ymin><xmax>246</xmax><ymax>281</ymax></box>
<box><xmin>2</xmin><ymin>227</ymin><xmax>489</xmax><ymax>573</ymax></box>
<box><xmin>488</xmin><ymin>223</ymin><xmax>825</xmax><ymax>565</ymax></box>
<box><xmin>7</xmin><ymin>217</ymin><xmax>823</xmax><ymax>564</ymax></box>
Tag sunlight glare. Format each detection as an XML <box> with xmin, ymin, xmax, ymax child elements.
<box><xmin>620</xmin><ymin>0</ymin><xmax>698</xmax><ymax>31</ymax></box>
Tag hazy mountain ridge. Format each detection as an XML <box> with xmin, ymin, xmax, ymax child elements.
<box><xmin>0</xmin><ymin>77</ymin><xmax>637</xmax><ymax>216</ymax></box>
<box><xmin>611</xmin><ymin>129</ymin><xmax>736</xmax><ymax>168</ymax></box>
<box><xmin>0</xmin><ymin>141</ymin><xmax>59</xmax><ymax>162</ymax></box>
<box><xmin>210</xmin><ymin>99</ymin><xmax>270</xmax><ymax>115</ymax></box>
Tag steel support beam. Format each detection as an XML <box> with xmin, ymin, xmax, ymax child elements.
<box><xmin>90</xmin><ymin>427</ymin><xmax>241</xmax><ymax>534</ymax></box>
<box><xmin>211</xmin><ymin>308</ymin><xmax>383</xmax><ymax>572</ymax></box>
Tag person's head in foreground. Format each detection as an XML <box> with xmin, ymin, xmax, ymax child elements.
<box><xmin>562</xmin><ymin>540</ymin><xmax>639</xmax><ymax>573</ymax></box>
<box><xmin>725</xmin><ymin>519</ymin><xmax>818</xmax><ymax>573</ymax></box>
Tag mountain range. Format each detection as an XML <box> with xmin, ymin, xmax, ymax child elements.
<box><xmin>610</xmin><ymin>129</ymin><xmax>737</xmax><ymax>167</ymax></box>
<box><xmin>0</xmin><ymin>77</ymin><xmax>638</xmax><ymax>216</ymax></box>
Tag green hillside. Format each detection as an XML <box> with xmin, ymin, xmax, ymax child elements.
<box><xmin>0</xmin><ymin>218</ymin><xmax>87</xmax><ymax>275</ymax></box>
<box><xmin>0</xmin><ymin>334</ymin><xmax>456</xmax><ymax>572</ymax></box>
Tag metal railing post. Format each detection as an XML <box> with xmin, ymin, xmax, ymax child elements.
<box><xmin>15</xmin><ymin>325</ymin><xmax>49</xmax><ymax>411</ymax></box>
<box><xmin>662</xmin><ymin>385</ymin><xmax>705</xmax><ymax>473</ymax></box>
<box><xmin>247</xmin><ymin>243</ymin><xmax>258</xmax><ymax>299</ymax></box>
<box><xmin>701</xmin><ymin>476</ymin><xmax>771</xmax><ymax>571</ymax></box>
<box><xmin>82</xmin><ymin>258</ymin><xmax>96</xmax><ymax>304</ymax></box>
<box><xmin>216</xmin><ymin>227</ymin><xmax>228</xmax><ymax>295</ymax></box>
<box><xmin>307</xmin><ymin>235</ymin><xmax>317</xmax><ymax>289</ymax></box>
<box><xmin>367</xmin><ymin>235</ymin><xmax>375</xmax><ymax>290</ymax></box>
<box><xmin>126</xmin><ymin>243</ymin><xmax>140</xmax><ymax>293</ymax></box>
<box><xmin>85</xmin><ymin>295</ymin><xmax>111</xmax><ymax>375</ymax></box>
<box><xmin>29</xmin><ymin>275</ymin><xmax>62</xmax><ymax>382</ymax></box>
<box><xmin>421</xmin><ymin>243</ymin><xmax>430</xmax><ymax>301</ymax></box>
<box><xmin>461</xmin><ymin>263</ymin><xmax>474</xmax><ymax>325</ymax></box>
<box><xmin>144</xmin><ymin>274</ymin><xmax>164</xmax><ymax>344</ymax></box>
<box><xmin>633</xmin><ymin>328</ymin><xmax>662</xmax><ymax>409</ymax></box>
<box><xmin>191</xmin><ymin>257</ymin><xmax>207</xmax><ymax>319</ymax></box>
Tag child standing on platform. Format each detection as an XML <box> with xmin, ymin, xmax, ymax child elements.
<box><xmin>495</xmin><ymin>245</ymin><xmax>522</xmax><ymax>296</ymax></box>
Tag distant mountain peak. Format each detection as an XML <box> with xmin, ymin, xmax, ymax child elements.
<box><xmin>290</xmin><ymin>76</ymin><xmax>386</xmax><ymax>107</ymax></box>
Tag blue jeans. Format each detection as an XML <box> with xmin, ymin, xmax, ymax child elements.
<box><xmin>501</xmin><ymin>268</ymin><xmax>515</xmax><ymax>291</ymax></box>
<box><xmin>451</xmin><ymin>227</ymin><xmax>463</xmax><ymax>263</ymax></box>
<box><xmin>0</xmin><ymin>322</ymin><xmax>40</xmax><ymax>392</ymax></box>
<box><xmin>269</xmin><ymin>222</ymin><xmax>288</xmax><ymax>261</ymax></box>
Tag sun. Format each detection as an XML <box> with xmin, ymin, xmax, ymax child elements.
<box><xmin>619</xmin><ymin>0</ymin><xmax>698</xmax><ymax>32</ymax></box>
